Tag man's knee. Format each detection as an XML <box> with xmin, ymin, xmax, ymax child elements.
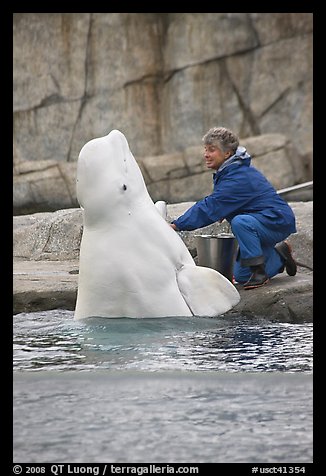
<box><xmin>231</xmin><ymin>215</ymin><xmax>251</xmax><ymax>233</ymax></box>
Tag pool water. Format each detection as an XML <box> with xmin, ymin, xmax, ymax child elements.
<box><xmin>13</xmin><ymin>310</ymin><xmax>313</xmax><ymax>463</ymax></box>
<box><xmin>13</xmin><ymin>310</ymin><xmax>313</xmax><ymax>373</ymax></box>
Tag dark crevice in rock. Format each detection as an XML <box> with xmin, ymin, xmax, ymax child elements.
<box><xmin>67</xmin><ymin>13</ymin><xmax>93</xmax><ymax>162</ymax></box>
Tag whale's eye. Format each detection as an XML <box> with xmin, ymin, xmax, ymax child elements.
<box><xmin>122</xmin><ymin>184</ymin><xmax>127</xmax><ymax>191</ymax></box>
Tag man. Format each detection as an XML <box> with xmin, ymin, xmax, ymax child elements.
<box><xmin>170</xmin><ymin>127</ymin><xmax>297</xmax><ymax>290</ymax></box>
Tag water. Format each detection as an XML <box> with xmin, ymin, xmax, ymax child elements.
<box><xmin>13</xmin><ymin>310</ymin><xmax>313</xmax><ymax>373</ymax></box>
<box><xmin>13</xmin><ymin>310</ymin><xmax>313</xmax><ymax>463</ymax></box>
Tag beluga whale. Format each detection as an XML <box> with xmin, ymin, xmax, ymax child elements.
<box><xmin>74</xmin><ymin>129</ymin><xmax>240</xmax><ymax>319</ymax></box>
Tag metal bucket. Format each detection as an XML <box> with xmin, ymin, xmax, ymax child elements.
<box><xmin>195</xmin><ymin>233</ymin><xmax>238</xmax><ymax>281</ymax></box>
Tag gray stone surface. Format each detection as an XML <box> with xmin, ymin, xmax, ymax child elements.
<box><xmin>13</xmin><ymin>201</ymin><xmax>313</xmax><ymax>322</ymax></box>
<box><xmin>13</xmin><ymin>259</ymin><xmax>79</xmax><ymax>314</ymax></box>
<box><xmin>14</xmin><ymin>133</ymin><xmax>312</xmax><ymax>213</ymax></box>
<box><xmin>13</xmin><ymin>258</ymin><xmax>312</xmax><ymax>323</ymax></box>
<box><xmin>13</xmin><ymin>208</ymin><xmax>83</xmax><ymax>261</ymax></box>
<box><xmin>231</xmin><ymin>270</ymin><xmax>312</xmax><ymax>323</ymax></box>
<box><xmin>13</xmin><ymin>13</ymin><xmax>312</xmax><ymax>213</ymax></box>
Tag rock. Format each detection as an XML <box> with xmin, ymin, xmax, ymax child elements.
<box><xmin>13</xmin><ymin>202</ymin><xmax>313</xmax><ymax>270</ymax></box>
<box><xmin>14</xmin><ymin>133</ymin><xmax>312</xmax><ymax>214</ymax></box>
<box><xmin>232</xmin><ymin>270</ymin><xmax>313</xmax><ymax>323</ymax></box>
<box><xmin>13</xmin><ymin>13</ymin><xmax>312</xmax><ymax>214</ymax></box>
<box><xmin>13</xmin><ymin>161</ymin><xmax>78</xmax><ymax>214</ymax></box>
<box><xmin>13</xmin><ymin>208</ymin><xmax>83</xmax><ymax>261</ymax></box>
<box><xmin>13</xmin><ymin>259</ymin><xmax>79</xmax><ymax>314</ymax></box>
<box><xmin>13</xmin><ymin>259</ymin><xmax>312</xmax><ymax>323</ymax></box>
<box><xmin>13</xmin><ymin>13</ymin><xmax>313</xmax><ymax>160</ymax></box>
<box><xmin>13</xmin><ymin>201</ymin><xmax>313</xmax><ymax>321</ymax></box>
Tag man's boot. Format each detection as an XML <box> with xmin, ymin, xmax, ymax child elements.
<box><xmin>243</xmin><ymin>264</ymin><xmax>269</xmax><ymax>290</ymax></box>
<box><xmin>275</xmin><ymin>240</ymin><xmax>297</xmax><ymax>276</ymax></box>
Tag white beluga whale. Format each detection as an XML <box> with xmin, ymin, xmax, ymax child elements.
<box><xmin>74</xmin><ymin>129</ymin><xmax>240</xmax><ymax>319</ymax></box>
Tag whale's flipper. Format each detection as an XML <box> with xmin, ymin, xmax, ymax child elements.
<box><xmin>177</xmin><ymin>265</ymin><xmax>240</xmax><ymax>317</ymax></box>
<box><xmin>154</xmin><ymin>200</ymin><xmax>167</xmax><ymax>220</ymax></box>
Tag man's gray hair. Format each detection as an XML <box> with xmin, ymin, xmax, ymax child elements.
<box><xmin>202</xmin><ymin>127</ymin><xmax>239</xmax><ymax>154</ymax></box>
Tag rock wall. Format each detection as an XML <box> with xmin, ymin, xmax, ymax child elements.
<box><xmin>13</xmin><ymin>132</ymin><xmax>311</xmax><ymax>213</ymax></box>
<box><xmin>13</xmin><ymin>13</ymin><xmax>313</xmax><ymax>212</ymax></box>
<box><xmin>13</xmin><ymin>202</ymin><xmax>313</xmax><ymax>273</ymax></box>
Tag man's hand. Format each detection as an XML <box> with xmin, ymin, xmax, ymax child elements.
<box><xmin>170</xmin><ymin>223</ymin><xmax>179</xmax><ymax>231</ymax></box>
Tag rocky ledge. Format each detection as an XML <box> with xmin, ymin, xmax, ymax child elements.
<box><xmin>13</xmin><ymin>201</ymin><xmax>313</xmax><ymax>323</ymax></box>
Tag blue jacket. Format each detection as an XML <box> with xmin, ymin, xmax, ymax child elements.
<box><xmin>173</xmin><ymin>146</ymin><xmax>297</xmax><ymax>234</ymax></box>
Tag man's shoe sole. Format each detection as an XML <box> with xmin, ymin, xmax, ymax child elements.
<box><xmin>243</xmin><ymin>278</ymin><xmax>269</xmax><ymax>290</ymax></box>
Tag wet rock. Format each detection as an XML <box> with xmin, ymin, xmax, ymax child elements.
<box><xmin>13</xmin><ymin>258</ymin><xmax>312</xmax><ymax>323</ymax></box>
<box><xmin>231</xmin><ymin>270</ymin><xmax>313</xmax><ymax>323</ymax></box>
<box><xmin>13</xmin><ymin>259</ymin><xmax>79</xmax><ymax>314</ymax></box>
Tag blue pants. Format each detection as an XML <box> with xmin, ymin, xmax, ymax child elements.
<box><xmin>230</xmin><ymin>214</ymin><xmax>288</xmax><ymax>283</ymax></box>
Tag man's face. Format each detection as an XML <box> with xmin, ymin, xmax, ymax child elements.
<box><xmin>204</xmin><ymin>144</ymin><xmax>228</xmax><ymax>170</ymax></box>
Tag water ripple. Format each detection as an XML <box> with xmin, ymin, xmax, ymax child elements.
<box><xmin>13</xmin><ymin>310</ymin><xmax>313</xmax><ymax>373</ymax></box>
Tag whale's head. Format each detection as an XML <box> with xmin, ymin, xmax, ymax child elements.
<box><xmin>76</xmin><ymin>130</ymin><xmax>150</xmax><ymax>226</ymax></box>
